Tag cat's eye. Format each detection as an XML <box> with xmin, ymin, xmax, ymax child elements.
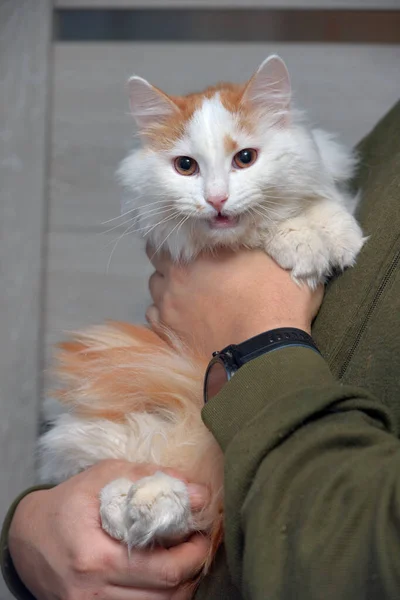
<box><xmin>174</xmin><ymin>156</ymin><xmax>198</xmax><ymax>176</ymax></box>
<box><xmin>233</xmin><ymin>148</ymin><xmax>258</xmax><ymax>169</ymax></box>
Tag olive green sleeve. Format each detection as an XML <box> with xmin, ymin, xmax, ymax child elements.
<box><xmin>1</xmin><ymin>486</ymin><xmax>53</xmax><ymax>600</ymax></box>
<box><xmin>202</xmin><ymin>346</ymin><xmax>400</xmax><ymax>600</ymax></box>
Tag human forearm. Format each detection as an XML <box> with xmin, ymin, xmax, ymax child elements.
<box><xmin>1</xmin><ymin>486</ymin><xmax>51</xmax><ymax>600</ymax></box>
<box><xmin>203</xmin><ymin>347</ymin><xmax>400</xmax><ymax>599</ymax></box>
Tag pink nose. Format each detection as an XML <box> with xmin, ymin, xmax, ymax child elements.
<box><xmin>206</xmin><ymin>194</ymin><xmax>228</xmax><ymax>212</ymax></box>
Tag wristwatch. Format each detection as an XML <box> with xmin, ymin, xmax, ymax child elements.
<box><xmin>204</xmin><ymin>327</ymin><xmax>320</xmax><ymax>403</ymax></box>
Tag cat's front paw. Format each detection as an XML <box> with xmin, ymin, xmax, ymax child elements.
<box><xmin>100</xmin><ymin>472</ymin><xmax>193</xmax><ymax>549</ymax></box>
<box><xmin>326</xmin><ymin>219</ymin><xmax>366</xmax><ymax>272</ymax></box>
<box><xmin>266</xmin><ymin>225</ymin><xmax>330</xmax><ymax>288</ymax></box>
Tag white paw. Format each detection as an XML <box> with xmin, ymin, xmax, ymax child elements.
<box><xmin>100</xmin><ymin>472</ymin><xmax>193</xmax><ymax>549</ymax></box>
<box><xmin>265</xmin><ymin>208</ymin><xmax>365</xmax><ymax>288</ymax></box>
<box><xmin>266</xmin><ymin>226</ymin><xmax>330</xmax><ymax>288</ymax></box>
<box><xmin>325</xmin><ymin>221</ymin><xmax>366</xmax><ymax>271</ymax></box>
<box><xmin>100</xmin><ymin>478</ymin><xmax>133</xmax><ymax>541</ymax></box>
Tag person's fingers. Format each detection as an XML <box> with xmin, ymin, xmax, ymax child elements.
<box><xmin>105</xmin><ymin>586</ymin><xmax>177</xmax><ymax>600</ymax></box>
<box><xmin>171</xmin><ymin>585</ymin><xmax>196</xmax><ymax>600</ymax></box>
<box><xmin>148</xmin><ymin>469</ymin><xmax>209</xmax><ymax>511</ymax></box>
<box><xmin>148</xmin><ymin>271</ymin><xmax>165</xmax><ymax>306</ymax></box>
<box><xmin>186</xmin><ymin>484</ymin><xmax>210</xmax><ymax>512</ymax></box>
<box><xmin>146</xmin><ymin>304</ymin><xmax>161</xmax><ymax>327</ymax></box>
<box><xmin>84</xmin><ymin>462</ymin><xmax>208</xmax><ymax>507</ymax></box>
<box><xmin>146</xmin><ymin>243</ymin><xmax>171</xmax><ymax>275</ymax></box>
<box><xmin>108</xmin><ymin>534</ymin><xmax>210</xmax><ymax>588</ymax></box>
<box><xmin>158</xmin><ymin>534</ymin><xmax>211</xmax><ymax>586</ymax></box>
<box><xmin>313</xmin><ymin>284</ymin><xmax>325</xmax><ymax>317</ymax></box>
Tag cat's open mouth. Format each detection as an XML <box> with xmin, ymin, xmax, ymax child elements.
<box><xmin>208</xmin><ymin>214</ymin><xmax>239</xmax><ymax>230</ymax></box>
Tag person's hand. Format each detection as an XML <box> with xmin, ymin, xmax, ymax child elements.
<box><xmin>8</xmin><ymin>460</ymin><xmax>210</xmax><ymax>600</ymax></box>
<box><xmin>146</xmin><ymin>247</ymin><xmax>323</xmax><ymax>356</ymax></box>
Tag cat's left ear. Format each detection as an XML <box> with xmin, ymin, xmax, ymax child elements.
<box><xmin>128</xmin><ymin>76</ymin><xmax>179</xmax><ymax>130</ymax></box>
<box><xmin>242</xmin><ymin>55</ymin><xmax>291</xmax><ymax>123</ymax></box>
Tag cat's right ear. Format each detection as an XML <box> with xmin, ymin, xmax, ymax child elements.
<box><xmin>128</xmin><ymin>76</ymin><xmax>179</xmax><ymax>130</ymax></box>
<box><xmin>242</xmin><ymin>55</ymin><xmax>291</xmax><ymax>124</ymax></box>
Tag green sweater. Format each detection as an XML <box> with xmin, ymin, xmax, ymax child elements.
<box><xmin>2</xmin><ymin>101</ymin><xmax>400</xmax><ymax>600</ymax></box>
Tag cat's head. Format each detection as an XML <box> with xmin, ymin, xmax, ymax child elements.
<box><xmin>119</xmin><ymin>55</ymin><xmax>320</xmax><ymax>259</ymax></box>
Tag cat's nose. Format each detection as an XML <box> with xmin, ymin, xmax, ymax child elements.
<box><xmin>206</xmin><ymin>194</ymin><xmax>228</xmax><ymax>212</ymax></box>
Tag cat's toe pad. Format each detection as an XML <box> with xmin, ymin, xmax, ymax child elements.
<box><xmin>124</xmin><ymin>472</ymin><xmax>193</xmax><ymax>548</ymax></box>
<box><xmin>100</xmin><ymin>473</ymin><xmax>193</xmax><ymax>549</ymax></box>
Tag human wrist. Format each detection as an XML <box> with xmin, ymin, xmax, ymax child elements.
<box><xmin>202</xmin><ymin>346</ymin><xmax>333</xmax><ymax>452</ymax></box>
<box><xmin>8</xmin><ymin>490</ymin><xmax>45</xmax><ymax>566</ymax></box>
<box><xmin>204</xmin><ymin>320</ymin><xmax>313</xmax><ymax>359</ymax></box>
<box><xmin>231</xmin><ymin>319</ymin><xmax>312</xmax><ymax>349</ymax></box>
<box><xmin>204</xmin><ymin>327</ymin><xmax>319</xmax><ymax>403</ymax></box>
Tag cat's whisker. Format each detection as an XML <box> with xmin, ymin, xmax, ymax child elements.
<box><xmin>134</xmin><ymin>199</ymin><xmax>176</xmax><ymax>209</ymax></box>
<box><xmin>254</xmin><ymin>204</ymin><xmax>287</xmax><ymax>219</ymax></box>
<box><xmin>250</xmin><ymin>206</ymin><xmax>278</xmax><ymax>221</ymax></box>
<box><xmin>242</xmin><ymin>207</ymin><xmax>258</xmax><ymax>227</ymax></box>
<box><xmin>142</xmin><ymin>213</ymin><xmax>182</xmax><ymax>237</ymax></box>
<box><xmin>263</xmin><ymin>190</ymin><xmax>308</xmax><ymax>201</ymax></box>
<box><xmin>100</xmin><ymin>210</ymin><xmax>137</xmax><ymax>226</ymax></box>
<box><xmin>100</xmin><ymin>200</ymin><xmax>176</xmax><ymax>226</ymax></box>
<box><xmin>125</xmin><ymin>202</ymin><xmax>176</xmax><ymax>218</ymax></box>
<box><xmin>261</xmin><ymin>193</ymin><xmax>306</xmax><ymax>204</ymax></box>
<box><xmin>138</xmin><ymin>206</ymin><xmax>177</xmax><ymax>220</ymax></box>
<box><xmin>124</xmin><ymin>213</ymin><xmax>181</xmax><ymax>238</ymax></box>
<box><xmin>150</xmin><ymin>215</ymin><xmax>189</xmax><ymax>260</ymax></box>
<box><xmin>171</xmin><ymin>215</ymin><xmax>191</xmax><ymax>255</ymax></box>
<box><xmin>105</xmin><ymin>209</ymin><xmax>180</xmax><ymax>272</ymax></box>
<box><xmin>102</xmin><ymin>207</ymin><xmax>177</xmax><ymax>236</ymax></box>
<box><xmin>250</xmin><ymin>207</ymin><xmax>276</xmax><ymax>226</ymax></box>
<box><xmin>102</xmin><ymin>216</ymin><xmax>137</xmax><ymax>235</ymax></box>
<box><xmin>106</xmin><ymin>220</ymin><xmax>141</xmax><ymax>273</ymax></box>
<box><xmin>105</xmin><ymin>211</ymin><xmax>180</xmax><ymax>271</ymax></box>
<box><xmin>262</xmin><ymin>184</ymin><xmax>308</xmax><ymax>196</ymax></box>
<box><xmin>262</xmin><ymin>198</ymin><xmax>286</xmax><ymax>205</ymax></box>
<box><xmin>176</xmin><ymin>214</ymin><xmax>191</xmax><ymax>235</ymax></box>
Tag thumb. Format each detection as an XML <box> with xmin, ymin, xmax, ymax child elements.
<box><xmin>146</xmin><ymin>304</ymin><xmax>161</xmax><ymax>326</ymax></box>
<box><xmin>187</xmin><ymin>484</ymin><xmax>210</xmax><ymax>511</ymax></box>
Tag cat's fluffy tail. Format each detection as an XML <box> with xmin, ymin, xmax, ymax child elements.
<box><xmin>46</xmin><ymin>321</ymin><xmax>223</xmax><ymax>583</ymax></box>
<box><xmin>51</xmin><ymin>321</ymin><xmax>208</xmax><ymax>421</ymax></box>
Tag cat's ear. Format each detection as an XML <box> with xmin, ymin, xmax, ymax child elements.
<box><xmin>128</xmin><ymin>76</ymin><xmax>179</xmax><ymax>130</ymax></box>
<box><xmin>242</xmin><ymin>55</ymin><xmax>291</xmax><ymax>122</ymax></box>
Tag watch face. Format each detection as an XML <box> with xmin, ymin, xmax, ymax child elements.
<box><xmin>204</xmin><ymin>359</ymin><xmax>229</xmax><ymax>403</ymax></box>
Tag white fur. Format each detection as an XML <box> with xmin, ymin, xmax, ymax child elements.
<box><xmin>119</xmin><ymin>55</ymin><xmax>365</xmax><ymax>285</ymax></box>
<box><xmin>39</xmin><ymin>401</ymin><xmax>222</xmax><ymax>548</ymax></box>
<box><xmin>39</xmin><ymin>412</ymin><xmax>168</xmax><ymax>483</ymax></box>
<box><xmin>100</xmin><ymin>473</ymin><xmax>192</xmax><ymax>548</ymax></box>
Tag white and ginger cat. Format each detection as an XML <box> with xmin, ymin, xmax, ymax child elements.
<box><xmin>40</xmin><ymin>56</ymin><xmax>365</xmax><ymax>585</ymax></box>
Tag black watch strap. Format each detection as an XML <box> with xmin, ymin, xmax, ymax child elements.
<box><xmin>223</xmin><ymin>327</ymin><xmax>320</xmax><ymax>367</ymax></box>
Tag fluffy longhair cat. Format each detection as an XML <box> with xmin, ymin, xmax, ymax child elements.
<box><xmin>40</xmin><ymin>56</ymin><xmax>364</xmax><ymax>586</ymax></box>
